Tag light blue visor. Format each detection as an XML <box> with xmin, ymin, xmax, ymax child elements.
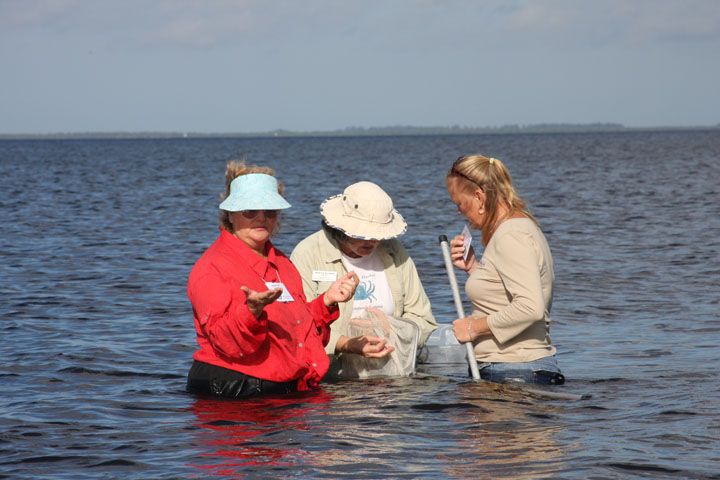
<box><xmin>218</xmin><ymin>173</ymin><xmax>291</xmax><ymax>212</ymax></box>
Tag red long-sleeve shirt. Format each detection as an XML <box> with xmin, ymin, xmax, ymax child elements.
<box><xmin>188</xmin><ymin>230</ymin><xmax>339</xmax><ymax>390</ymax></box>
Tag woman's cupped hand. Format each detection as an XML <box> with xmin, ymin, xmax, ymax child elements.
<box><xmin>241</xmin><ymin>286</ymin><xmax>283</xmax><ymax>319</ymax></box>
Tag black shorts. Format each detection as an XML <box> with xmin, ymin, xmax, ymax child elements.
<box><xmin>186</xmin><ymin>360</ymin><xmax>298</xmax><ymax>398</ymax></box>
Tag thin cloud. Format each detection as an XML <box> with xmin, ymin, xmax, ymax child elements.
<box><xmin>4</xmin><ymin>0</ymin><xmax>719</xmax><ymax>49</ymax></box>
<box><xmin>503</xmin><ymin>1</ymin><xmax>720</xmax><ymax>46</ymax></box>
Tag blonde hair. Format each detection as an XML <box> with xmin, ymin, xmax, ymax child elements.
<box><xmin>218</xmin><ymin>159</ymin><xmax>285</xmax><ymax>233</ymax></box>
<box><xmin>446</xmin><ymin>154</ymin><xmax>537</xmax><ymax>245</ymax></box>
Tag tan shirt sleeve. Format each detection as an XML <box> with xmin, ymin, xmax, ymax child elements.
<box><xmin>291</xmin><ymin>232</ymin><xmax>350</xmax><ymax>355</ymax></box>
<box><xmin>484</xmin><ymin>230</ymin><xmax>546</xmax><ymax>344</ymax></box>
<box><xmin>290</xmin><ymin>238</ymin><xmax>321</xmax><ymax>301</ymax></box>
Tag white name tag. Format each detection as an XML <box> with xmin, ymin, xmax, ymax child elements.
<box><xmin>264</xmin><ymin>281</ymin><xmax>294</xmax><ymax>302</ymax></box>
<box><xmin>312</xmin><ymin>270</ymin><xmax>337</xmax><ymax>282</ymax></box>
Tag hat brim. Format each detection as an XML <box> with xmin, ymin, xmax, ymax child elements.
<box><xmin>219</xmin><ymin>192</ymin><xmax>291</xmax><ymax>212</ymax></box>
<box><xmin>320</xmin><ymin>194</ymin><xmax>407</xmax><ymax>240</ymax></box>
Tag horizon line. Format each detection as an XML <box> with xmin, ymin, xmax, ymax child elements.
<box><xmin>2</xmin><ymin>122</ymin><xmax>719</xmax><ymax>140</ymax></box>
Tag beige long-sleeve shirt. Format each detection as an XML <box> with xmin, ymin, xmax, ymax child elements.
<box><xmin>466</xmin><ymin>218</ymin><xmax>557</xmax><ymax>362</ymax></box>
<box><xmin>291</xmin><ymin>229</ymin><xmax>437</xmax><ymax>355</ymax></box>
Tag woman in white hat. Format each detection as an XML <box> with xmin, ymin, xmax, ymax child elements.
<box><xmin>186</xmin><ymin>161</ymin><xmax>358</xmax><ymax>398</ymax></box>
<box><xmin>291</xmin><ymin>181</ymin><xmax>437</xmax><ymax>370</ymax></box>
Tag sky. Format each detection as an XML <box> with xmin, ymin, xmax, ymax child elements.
<box><xmin>1</xmin><ymin>0</ymin><xmax>720</xmax><ymax>134</ymax></box>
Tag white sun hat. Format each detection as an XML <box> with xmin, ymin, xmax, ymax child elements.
<box><xmin>218</xmin><ymin>173</ymin><xmax>291</xmax><ymax>212</ymax></box>
<box><xmin>320</xmin><ymin>181</ymin><xmax>406</xmax><ymax>240</ymax></box>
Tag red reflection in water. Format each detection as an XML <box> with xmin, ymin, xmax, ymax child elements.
<box><xmin>188</xmin><ymin>390</ymin><xmax>334</xmax><ymax>476</ymax></box>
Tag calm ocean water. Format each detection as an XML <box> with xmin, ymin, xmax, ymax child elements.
<box><xmin>1</xmin><ymin>131</ymin><xmax>719</xmax><ymax>479</ymax></box>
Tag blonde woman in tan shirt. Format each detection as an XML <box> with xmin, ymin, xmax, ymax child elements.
<box><xmin>446</xmin><ymin>154</ymin><xmax>564</xmax><ymax>385</ymax></box>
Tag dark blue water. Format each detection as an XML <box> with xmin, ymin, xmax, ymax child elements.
<box><xmin>1</xmin><ymin>131</ymin><xmax>719</xmax><ymax>479</ymax></box>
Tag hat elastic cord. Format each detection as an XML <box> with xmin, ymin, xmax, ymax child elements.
<box><xmin>341</xmin><ymin>211</ymin><xmax>394</xmax><ymax>225</ymax></box>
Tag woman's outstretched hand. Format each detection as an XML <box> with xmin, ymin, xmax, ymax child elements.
<box><xmin>324</xmin><ymin>271</ymin><xmax>359</xmax><ymax>307</ymax></box>
<box><xmin>450</xmin><ymin>235</ymin><xmax>477</xmax><ymax>273</ymax></box>
<box><xmin>241</xmin><ymin>286</ymin><xmax>283</xmax><ymax>319</ymax></box>
<box><xmin>337</xmin><ymin>334</ymin><xmax>395</xmax><ymax>358</ymax></box>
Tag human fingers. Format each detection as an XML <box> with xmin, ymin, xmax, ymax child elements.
<box><xmin>245</xmin><ymin>287</ymin><xmax>282</xmax><ymax>306</ymax></box>
<box><xmin>363</xmin><ymin>335</ymin><xmax>384</xmax><ymax>345</ymax></box>
<box><xmin>451</xmin><ymin>318</ymin><xmax>468</xmax><ymax>343</ymax></box>
<box><xmin>361</xmin><ymin>336</ymin><xmax>386</xmax><ymax>353</ymax></box>
<box><xmin>339</xmin><ymin>275</ymin><xmax>356</xmax><ymax>289</ymax></box>
<box><xmin>259</xmin><ymin>287</ymin><xmax>283</xmax><ymax>304</ymax></box>
<box><xmin>450</xmin><ymin>235</ymin><xmax>464</xmax><ymax>248</ymax></box>
<box><xmin>365</xmin><ymin>343</ymin><xmax>395</xmax><ymax>359</ymax></box>
<box><xmin>451</xmin><ymin>253</ymin><xmax>467</xmax><ymax>269</ymax></box>
<box><xmin>241</xmin><ymin>286</ymin><xmax>280</xmax><ymax>318</ymax></box>
<box><xmin>450</xmin><ymin>241</ymin><xmax>463</xmax><ymax>252</ymax></box>
<box><xmin>240</xmin><ymin>285</ymin><xmax>256</xmax><ymax>298</ymax></box>
<box><xmin>332</xmin><ymin>272</ymin><xmax>359</xmax><ymax>302</ymax></box>
<box><xmin>342</xmin><ymin>276</ymin><xmax>358</xmax><ymax>295</ymax></box>
<box><xmin>344</xmin><ymin>271</ymin><xmax>359</xmax><ymax>286</ymax></box>
<box><xmin>450</xmin><ymin>244</ymin><xmax>465</xmax><ymax>261</ymax></box>
<box><xmin>326</xmin><ymin>284</ymin><xmax>346</xmax><ymax>305</ymax></box>
<box><xmin>450</xmin><ymin>240</ymin><xmax>466</xmax><ymax>256</ymax></box>
<box><xmin>334</xmin><ymin>271</ymin><xmax>357</xmax><ymax>286</ymax></box>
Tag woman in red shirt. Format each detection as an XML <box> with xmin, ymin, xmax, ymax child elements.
<box><xmin>187</xmin><ymin>161</ymin><xmax>358</xmax><ymax>398</ymax></box>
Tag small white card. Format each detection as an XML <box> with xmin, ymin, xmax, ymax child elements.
<box><xmin>311</xmin><ymin>270</ymin><xmax>337</xmax><ymax>282</ymax></box>
<box><xmin>461</xmin><ymin>224</ymin><xmax>472</xmax><ymax>261</ymax></box>
<box><xmin>264</xmin><ymin>281</ymin><xmax>294</xmax><ymax>302</ymax></box>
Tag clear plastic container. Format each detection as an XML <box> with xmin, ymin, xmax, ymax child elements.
<box><xmin>418</xmin><ymin>324</ymin><xmax>468</xmax><ymax>365</ymax></box>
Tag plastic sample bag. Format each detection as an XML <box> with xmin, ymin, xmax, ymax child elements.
<box><xmin>340</xmin><ymin>308</ymin><xmax>419</xmax><ymax>379</ymax></box>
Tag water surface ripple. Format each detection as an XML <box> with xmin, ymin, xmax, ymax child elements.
<box><xmin>1</xmin><ymin>131</ymin><xmax>719</xmax><ymax>479</ymax></box>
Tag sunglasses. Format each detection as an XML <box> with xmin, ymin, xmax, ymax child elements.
<box><xmin>451</xmin><ymin>156</ymin><xmax>478</xmax><ymax>185</ymax></box>
<box><xmin>240</xmin><ymin>209</ymin><xmax>279</xmax><ymax>219</ymax></box>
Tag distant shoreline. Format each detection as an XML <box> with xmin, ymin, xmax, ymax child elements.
<box><xmin>1</xmin><ymin>123</ymin><xmax>719</xmax><ymax>140</ymax></box>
